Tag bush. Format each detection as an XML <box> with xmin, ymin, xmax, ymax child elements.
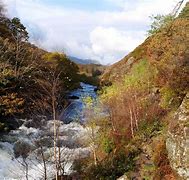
<box><xmin>148</xmin><ymin>14</ymin><xmax>174</xmax><ymax>36</ymax></box>
<box><xmin>160</xmin><ymin>86</ymin><xmax>181</xmax><ymax>110</ymax></box>
<box><xmin>79</xmin><ymin>148</ymin><xmax>140</xmax><ymax>180</ymax></box>
<box><xmin>152</xmin><ymin>137</ymin><xmax>176</xmax><ymax>180</ymax></box>
<box><xmin>101</xmin><ymin>136</ymin><xmax>115</xmax><ymax>154</ymax></box>
<box><xmin>138</xmin><ymin>120</ymin><xmax>164</xmax><ymax>139</ymax></box>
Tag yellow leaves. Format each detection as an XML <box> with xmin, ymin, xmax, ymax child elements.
<box><xmin>1</xmin><ymin>68</ymin><xmax>13</xmax><ymax>76</ymax></box>
<box><xmin>83</xmin><ymin>96</ymin><xmax>93</xmax><ymax>108</ymax></box>
<box><xmin>42</xmin><ymin>52</ymin><xmax>67</xmax><ymax>65</ymax></box>
<box><xmin>0</xmin><ymin>63</ymin><xmax>15</xmax><ymax>85</ymax></box>
<box><xmin>0</xmin><ymin>93</ymin><xmax>24</xmax><ymax>115</ymax></box>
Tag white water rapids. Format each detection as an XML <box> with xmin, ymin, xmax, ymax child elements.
<box><xmin>0</xmin><ymin>120</ymin><xmax>91</xmax><ymax>179</ymax></box>
<box><xmin>0</xmin><ymin>83</ymin><xmax>99</xmax><ymax>179</ymax></box>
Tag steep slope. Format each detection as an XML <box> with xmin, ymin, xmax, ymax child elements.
<box><xmin>0</xmin><ymin>10</ymin><xmax>81</xmax><ymax>132</ymax></box>
<box><xmin>101</xmin><ymin>3</ymin><xmax>189</xmax><ymax>89</ymax></box>
<box><xmin>101</xmin><ymin>39</ymin><xmax>150</xmax><ymax>85</ymax></box>
<box><xmin>90</xmin><ymin>3</ymin><xmax>189</xmax><ymax>180</ymax></box>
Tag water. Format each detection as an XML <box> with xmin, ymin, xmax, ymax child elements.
<box><xmin>0</xmin><ymin>83</ymin><xmax>97</xmax><ymax>179</ymax></box>
<box><xmin>60</xmin><ymin>82</ymin><xmax>97</xmax><ymax>123</ymax></box>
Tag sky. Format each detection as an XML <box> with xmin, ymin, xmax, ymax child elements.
<box><xmin>2</xmin><ymin>0</ymin><xmax>188</xmax><ymax>64</ymax></box>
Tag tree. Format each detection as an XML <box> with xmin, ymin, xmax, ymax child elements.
<box><xmin>0</xmin><ymin>16</ymin><xmax>28</xmax><ymax>42</ymax></box>
<box><xmin>148</xmin><ymin>14</ymin><xmax>174</xmax><ymax>36</ymax></box>
<box><xmin>10</xmin><ymin>17</ymin><xmax>29</xmax><ymax>42</ymax></box>
<box><xmin>43</xmin><ymin>52</ymin><xmax>80</xmax><ymax>90</ymax></box>
<box><xmin>179</xmin><ymin>2</ymin><xmax>189</xmax><ymax>18</ymax></box>
<box><xmin>0</xmin><ymin>1</ymin><xmax>5</xmax><ymax>16</ymax></box>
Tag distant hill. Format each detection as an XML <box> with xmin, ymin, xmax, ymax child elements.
<box><xmin>68</xmin><ymin>56</ymin><xmax>100</xmax><ymax>65</ymax></box>
<box><xmin>67</xmin><ymin>56</ymin><xmax>106</xmax><ymax>86</ymax></box>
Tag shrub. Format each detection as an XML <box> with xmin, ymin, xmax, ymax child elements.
<box><xmin>160</xmin><ymin>86</ymin><xmax>177</xmax><ymax>109</ymax></box>
<box><xmin>152</xmin><ymin>137</ymin><xmax>176</xmax><ymax>180</ymax></box>
<box><xmin>101</xmin><ymin>136</ymin><xmax>115</xmax><ymax>154</ymax></box>
<box><xmin>148</xmin><ymin>14</ymin><xmax>174</xmax><ymax>36</ymax></box>
<box><xmin>82</xmin><ymin>149</ymin><xmax>140</xmax><ymax>180</ymax></box>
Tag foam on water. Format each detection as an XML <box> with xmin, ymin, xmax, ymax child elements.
<box><xmin>0</xmin><ymin>121</ymin><xmax>92</xmax><ymax>179</ymax></box>
<box><xmin>0</xmin><ymin>83</ymin><xmax>99</xmax><ymax>179</ymax></box>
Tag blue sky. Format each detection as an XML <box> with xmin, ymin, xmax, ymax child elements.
<box><xmin>4</xmin><ymin>0</ymin><xmax>188</xmax><ymax>64</ymax></box>
<box><xmin>44</xmin><ymin>0</ymin><xmax>116</xmax><ymax>11</ymax></box>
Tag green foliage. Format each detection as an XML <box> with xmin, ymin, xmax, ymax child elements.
<box><xmin>160</xmin><ymin>86</ymin><xmax>177</xmax><ymax>109</ymax></box>
<box><xmin>148</xmin><ymin>14</ymin><xmax>174</xmax><ymax>36</ymax></box>
<box><xmin>124</xmin><ymin>59</ymin><xmax>157</xmax><ymax>90</ymax></box>
<box><xmin>0</xmin><ymin>122</ymin><xmax>8</xmax><ymax>132</ymax></box>
<box><xmin>137</xmin><ymin>120</ymin><xmax>164</xmax><ymax>139</ymax></box>
<box><xmin>102</xmin><ymin>59</ymin><xmax>157</xmax><ymax>102</ymax></box>
<box><xmin>101</xmin><ymin>136</ymin><xmax>115</xmax><ymax>154</ymax></box>
<box><xmin>0</xmin><ymin>16</ymin><xmax>28</xmax><ymax>41</ymax></box>
<box><xmin>93</xmin><ymin>4</ymin><xmax>189</xmax><ymax>179</ymax></box>
<box><xmin>0</xmin><ymin>13</ymin><xmax>81</xmax><ymax>132</ymax></box>
<box><xmin>83</xmin><ymin>96</ymin><xmax>93</xmax><ymax>108</ymax></box>
<box><xmin>11</xmin><ymin>17</ymin><xmax>29</xmax><ymax>41</ymax></box>
<box><xmin>81</xmin><ymin>149</ymin><xmax>140</xmax><ymax>180</ymax></box>
<box><xmin>77</xmin><ymin>64</ymin><xmax>105</xmax><ymax>86</ymax></box>
<box><xmin>43</xmin><ymin>52</ymin><xmax>80</xmax><ymax>90</ymax></box>
<box><xmin>79</xmin><ymin>73</ymin><xmax>100</xmax><ymax>86</ymax></box>
<box><xmin>178</xmin><ymin>2</ymin><xmax>189</xmax><ymax>18</ymax></box>
<box><xmin>0</xmin><ymin>66</ymin><xmax>15</xmax><ymax>87</ymax></box>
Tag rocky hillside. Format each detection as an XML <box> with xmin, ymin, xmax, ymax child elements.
<box><xmin>101</xmin><ymin>2</ymin><xmax>189</xmax><ymax>88</ymax></box>
<box><xmin>167</xmin><ymin>92</ymin><xmax>189</xmax><ymax>179</ymax></box>
<box><xmin>76</xmin><ymin>3</ymin><xmax>189</xmax><ymax>180</ymax></box>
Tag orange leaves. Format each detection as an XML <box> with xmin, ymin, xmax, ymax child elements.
<box><xmin>0</xmin><ymin>93</ymin><xmax>24</xmax><ymax>115</ymax></box>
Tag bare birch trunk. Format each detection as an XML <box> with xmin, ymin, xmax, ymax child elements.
<box><xmin>40</xmin><ymin>146</ymin><xmax>47</xmax><ymax>180</ymax></box>
<box><xmin>23</xmin><ymin>159</ymin><xmax>29</xmax><ymax>180</ymax></box>
<box><xmin>91</xmin><ymin>126</ymin><xmax>97</xmax><ymax>166</ymax></box>
<box><xmin>129</xmin><ymin>107</ymin><xmax>134</xmax><ymax>138</ymax></box>
<box><xmin>52</xmin><ymin>91</ymin><xmax>58</xmax><ymax>180</ymax></box>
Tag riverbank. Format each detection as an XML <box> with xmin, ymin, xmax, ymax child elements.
<box><xmin>0</xmin><ymin>83</ymin><xmax>98</xmax><ymax>179</ymax></box>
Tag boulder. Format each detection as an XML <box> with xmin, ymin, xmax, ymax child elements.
<box><xmin>166</xmin><ymin>92</ymin><xmax>189</xmax><ymax>179</ymax></box>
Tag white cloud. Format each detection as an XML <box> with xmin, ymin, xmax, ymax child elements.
<box><xmin>3</xmin><ymin>0</ymin><xmax>187</xmax><ymax>64</ymax></box>
<box><xmin>90</xmin><ymin>27</ymin><xmax>144</xmax><ymax>64</ymax></box>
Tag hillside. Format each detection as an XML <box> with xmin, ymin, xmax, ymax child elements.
<box><xmin>76</xmin><ymin>3</ymin><xmax>189</xmax><ymax>180</ymax></box>
<box><xmin>69</xmin><ymin>56</ymin><xmax>100</xmax><ymax>65</ymax></box>
<box><xmin>1</xmin><ymin>1</ymin><xmax>189</xmax><ymax>179</ymax></box>
<box><xmin>0</xmin><ymin>11</ymin><xmax>81</xmax><ymax>132</ymax></box>
<box><xmin>101</xmin><ymin>3</ymin><xmax>189</xmax><ymax>87</ymax></box>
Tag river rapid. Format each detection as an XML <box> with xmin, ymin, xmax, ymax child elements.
<box><xmin>0</xmin><ymin>83</ymin><xmax>97</xmax><ymax>179</ymax></box>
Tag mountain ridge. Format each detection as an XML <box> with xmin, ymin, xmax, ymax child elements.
<box><xmin>68</xmin><ymin>56</ymin><xmax>100</xmax><ymax>65</ymax></box>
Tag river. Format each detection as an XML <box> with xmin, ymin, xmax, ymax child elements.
<box><xmin>0</xmin><ymin>83</ymin><xmax>97</xmax><ymax>179</ymax></box>
<box><xmin>60</xmin><ymin>82</ymin><xmax>97</xmax><ymax>123</ymax></box>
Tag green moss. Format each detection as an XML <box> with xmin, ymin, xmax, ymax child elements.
<box><xmin>160</xmin><ymin>86</ymin><xmax>177</xmax><ymax>109</ymax></box>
